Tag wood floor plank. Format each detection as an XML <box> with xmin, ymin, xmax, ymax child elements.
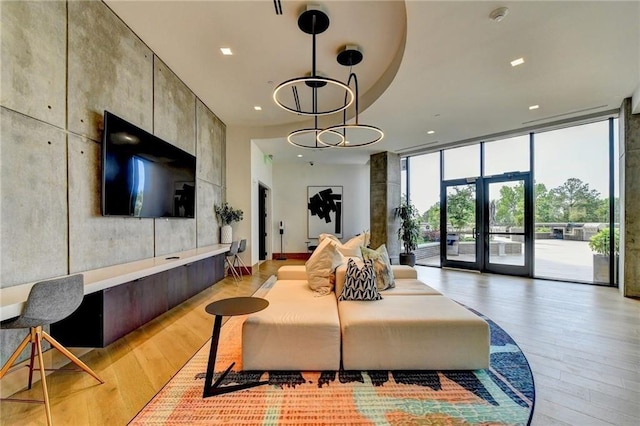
<box><xmin>1</xmin><ymin>260</ymin><xmax>638</xmax><ymax>425</ymax></box>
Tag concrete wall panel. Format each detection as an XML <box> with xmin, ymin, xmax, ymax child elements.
<box><xmin>154</xmin><ymin>57</ymin><xmax>196</xmax><ymax>154</ymax></box>
<box><xmin>197</xmin><ymin>180</ymin><xmax>222</xmax><ymax>246</ymax></box>
<box><xmin>215</xmin><ymin>115</ymin><xmax>226</xmax><ymax>189</ymax></box>
<box><xmin>67</xmin><ymin>0</ymin><xmax>153</xmax><ymax>141</ymax></box>
<box><xmin>0</xmin><ymin>108</ymin><xmax>68</xmax><ymax>286</ymax></box>
<box><xmin>0</xmin><ymin>1</ymin><xmax>66</xmax><ymax>128</ymax></box>
<box><xmin>0</xmin><ymin>0</ymin><xmax>227</xmax><ymax>363</ymax></box>
<box><xmin>68</xmin><ymin>135</ymin><xmax>154</xmax><ymax>272</ymax></box>
<box><xmin>154</xmin><ymin>218</ymin><xmax>197</xmax><ymax>256</ymax></box>
<box><xmin>221</xmin><ymin>121</ymin><xmax>227</xmax><ymax>190</ymax></box>
<box><xmin>196</xmin><ymin>100</ymin><xmax>224</xmax><ymax>186</ymax></box>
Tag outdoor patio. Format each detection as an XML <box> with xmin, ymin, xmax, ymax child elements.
<box><xmin>416</xmin><ymin>239</ymin><xmax>601</xmax><ymax>283</ymax></box>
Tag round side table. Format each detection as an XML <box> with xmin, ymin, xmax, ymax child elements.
<box><xmin>202</xmin><ymin>296</ymin><xmax>269</xmax><ymax>398</ymax></box>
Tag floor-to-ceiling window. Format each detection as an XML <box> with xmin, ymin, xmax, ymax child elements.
<box><xmin>613</xmin><ymin>118</ymin><xmax>620</xmax><ymax>286</ymax></box>
<box><xmin>404</xmin><ymin>117</ymin><xmax>618</xmax><ymax>286</ymax></box>
<box><xmin>534</xmin><ymin>121</ymin><xmax>610</xmax><ymax>283</ymax></box>
<box><xmin>407</xmin><ymin>153</ymin><xmax>441</xmax><ymax>266</ymax></box>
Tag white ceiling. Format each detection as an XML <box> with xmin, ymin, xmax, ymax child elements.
<box><xmin>105</xmin><ymin>0</ymin><xmax>640</xmax><ymax>165</ymax></box>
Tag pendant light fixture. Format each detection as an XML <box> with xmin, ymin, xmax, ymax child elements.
<box><xmin>273</xmin><ymin>5</ymin><xmax>354</xmax><ymax>117</ymax></box>
<box><xmin>287</xmin><ymin>115</ymin><xmax>344</xmax><ymax>149</ymax></box>
<box><xmin>317</xmin><ymin>45</ymin><xmax>384</xmax><ymax>148</ymax></box>
<box><xmin>274</xmin><ymin>5</ymin><xmax>383</xmax><ymax>149</ymax></box>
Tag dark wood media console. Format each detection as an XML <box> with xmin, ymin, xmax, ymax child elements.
<box><xmin>51</xmin><ymin>255</ymin><xmax>225</xmax><ymax>347</ymax></box>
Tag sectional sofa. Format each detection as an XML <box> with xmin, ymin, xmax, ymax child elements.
<box><xmin>242</xmin><ymin>263</ymin><xmax>490</xmax><ymax>371</ymax></box>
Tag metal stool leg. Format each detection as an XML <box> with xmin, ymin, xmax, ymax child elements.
<box><xmin>233</xmin><ymin>255</ymin><xmax>251</xmax><ymax>276</ymax></box>
<box><xmin>225</xmin><ymin>257</ymin><xmax>240</xmax><ymax>284</ymax></box>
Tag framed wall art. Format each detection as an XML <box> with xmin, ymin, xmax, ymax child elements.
<box><xmin>307</xmin><ymin>186</ymin><xmax>343</xmax><ymax>238</ymax></box>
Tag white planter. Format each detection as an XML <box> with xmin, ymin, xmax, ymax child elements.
<box><xmin>221</xmin><ymin>225</ymin><xmax>232</xmax><ymax>244</ymax></box>
<box><xmin>593</xmin><ymin>254</ymin><xmax>618</xmax><ymax>284</ymax></box>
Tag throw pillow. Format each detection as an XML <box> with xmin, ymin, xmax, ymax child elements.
<box><xmin>318</xmin><ymin>233</ymin><xmax>340</xmax><ymax>244</ymax></box>
<box><xmin>336</xmin><ymin>233</ymin><xmax>367</xmax><ymax>258</ymax></box>
<box><xmin>361</xmin><ymin>244</ymin><xmax>395</xmax><ymax>291</ymax></box>
<box><xmin>338</xmin><ymin>259</ymin><xmax>382</xmax><ymax>301</ymax></box>
<box><xmin>306</xmin><ymin>238</ymin><xmax>344</xmax><ymax>296</ymax></box>
<box><xmin>318</xmin><ymin>233</ymin><xmax>365</xmax><ymax>258</ymax></box>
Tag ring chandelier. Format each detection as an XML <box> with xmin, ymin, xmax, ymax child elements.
<box><xmin>272</xmin><ymin>6</ymin><xmax>354</xmax><ymax>117</ymax></box>
<box><xmin>273</xmin><ymin>5</ymin><xmax>384</xmax><ymax>149</ymax></box>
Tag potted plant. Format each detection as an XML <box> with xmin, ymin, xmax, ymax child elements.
<box><xmin>215</xmin><ymin>202</ymin><xmax>243</xmax><ymax>244</ymax></box>
<box><xmin>395</xmin><ymin>198</ymin><xmax>421</xmax><ymax>266</ymax></box>
<box><xmin>588</xmin><ymin>227</ymin><xmax>619</xmax><ymax>283</ymax></box>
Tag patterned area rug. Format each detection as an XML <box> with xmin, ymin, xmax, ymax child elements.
<box><xmin>130</xmin><ymin>280</ymin><xmax>534</xmax><ymax>425</ymax></box>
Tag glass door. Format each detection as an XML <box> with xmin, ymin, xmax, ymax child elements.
<box><xmin>441</xmin><ymin>179</ymin><xmax>481</xmax><ymax>271</ymax></box>
<box><xmin>483</xmin><ymin>173</ymin><xmax>532</xmax><ymax>276</ymax></box>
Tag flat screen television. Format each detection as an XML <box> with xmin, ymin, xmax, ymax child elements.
<box><xmin>102</xmin><ymin>111</ymin><xmax>196</xmax><ymax>218</ymax></box>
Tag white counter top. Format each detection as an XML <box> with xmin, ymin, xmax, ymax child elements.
<box><xmin>0</xmin><ymin>244</ymin><xmax>229</xmax><ymax>321</ymax></box>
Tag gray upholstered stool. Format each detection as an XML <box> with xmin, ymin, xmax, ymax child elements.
<box><xmin>233</xmin><ymin>238</ymin><xmax>251</xmax><ymax>276</ymax></box>
<box><xmin>0</xmin><ymin>275</ymin><xmax>104</xmax><ymax>425</ymax></box>
<box><xmin>225</xmin><ymin>241</ymin><xmax>241</xmax><ymax>283</ymax></box>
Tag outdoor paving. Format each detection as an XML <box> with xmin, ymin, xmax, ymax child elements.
<box><xmin>416</xmin><ymin>239</ymin><xmax>597</xmax><ymax>283</ymax></box>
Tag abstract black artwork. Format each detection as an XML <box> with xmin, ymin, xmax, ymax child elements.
<box><xmin>307</xmin><ymin>186</ymin><xmax>343</xmax><ymax>238</ymax></box>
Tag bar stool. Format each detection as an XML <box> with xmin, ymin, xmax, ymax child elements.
<box><xmin>0</xmin><ymin>275</ymin><xmax>104</xmax><ymax>425</ymax></box>
<box><xmin>233</xmin><ymin>239</ymin><xmax>251</xmax><ymax>276</ymax></box>
<box><xmin>225</xmin><ymin>241</ymin><xmax>241</xmax><ymax>284</ymax></box>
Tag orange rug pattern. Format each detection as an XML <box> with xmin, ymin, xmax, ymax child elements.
<box><xmin>130</xmin><ymin>284</ymin><xmax>534</xmax><ymax>425</ymax></box>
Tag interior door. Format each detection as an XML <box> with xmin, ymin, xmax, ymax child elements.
<box><xmin>258</xmin><ymin>185</ymin><xmax>267</xmax><ymax>260</ymax></box>
<box><xmin>483</xmin><ymin>173</ymin><xmax>532</xmax><ymax>276</ymax></box>
<box><xmin>441</xmin><ymin>179</ymin><xmax>481</xmax><ymax>271</ymax></box>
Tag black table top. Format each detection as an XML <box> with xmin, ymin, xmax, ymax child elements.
<box><xmin>205</xmin><ymin>296</ymin><xmax>269</xmax><ymax>317</ymax></box>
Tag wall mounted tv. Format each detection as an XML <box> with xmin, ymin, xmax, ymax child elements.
<box><xmin>102</xmin><ymin>111</ymin><xmax>196</xmax><ymax>218</ymax></box>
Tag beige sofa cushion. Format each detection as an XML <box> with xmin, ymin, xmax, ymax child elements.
<box><xmin>391</xmin><ymin>265</ymin><xmax>418</xmax><ymax>279</ymax></box>
<box><xmin>339</xmin><ymin>295</ymin><xmax>490</xmax><ymax>370</ymax></box>
<box><xmin>383</xmin><ymin>279</ymin><xmax>442</xmax><ymax>296</ymax></box>
<box><xmin>277</xmin><ymin>265</ymin><xmax>308</xmax><ymax>280</ymax></box>
<box><xmin>242</xmin><ymin>280</ymin><xmax>341</xmax><ymax>371</ymax></box>
<box><xmin>305</xmin><ymin>238</ymin><xmax>343</xmax><ymax>295</ymax></box>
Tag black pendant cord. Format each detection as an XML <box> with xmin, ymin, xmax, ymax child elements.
<box><xmin>350</xmin><ymin>72</ymin><xmax>359</xmax><ymax>125</ymax></box>
<box><xmin>312</xmin><ymin>12</ymin><xmax>318</xmax><ymax>147</ymax></box>
<box><xmin>339</xmin><ymin>72</ymin><xmax>360</xmax><ymax>140</ymax></box>
<box><xmin>313</xmin><ymin>107</ymin><xmax>319</xmax><ymax>148</ymax></box>
<box><xmin>311</xmin><ymin>14</ymin><xmax>317</xmax><ymax>77</ymax></box>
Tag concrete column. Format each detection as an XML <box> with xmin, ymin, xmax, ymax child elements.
<box><xmin>619</xmin><ymin>98</ymin><xmax>640</xmax><ymax>298</ymax></box>
<box><xmin>370</xmin><ymin>152</ymin><xmax>401</xmax><ymax>263</ymax></box>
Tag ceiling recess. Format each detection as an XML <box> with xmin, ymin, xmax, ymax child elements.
<box><xmin>489</xmin><ymin>7</ymin><xmax>509</xmax><ymax>22</ymax></box>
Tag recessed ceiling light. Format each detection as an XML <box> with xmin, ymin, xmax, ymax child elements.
<box><xmin>297</xmin><ymin>154</ymin><xmax>303</xmax><ymax>158</ymax></box>
<box><xmin>427</xmin><ymin>130</ymin><xmax>435</xmax><ymax>135</ymax></box>
<box><xmin>220</xmin><ymin>47</ymin><xmax>233</xmax><ymax>56</ymax></box>
<box><xmin>529</xmin><ymin>105</ymin><xmax>539</xmax><ymax>110</ymax></box>
<box><xmin>489</xmin><ymin>7</ymin><xmax>509</xmax><ymax>22</ymax></box>
<box><xmin>510</xmin><ymin>57</ymin><xmax>525</xmax><ymax>67</ymax></box>
<box><xmin>254</xmin><ymin>106</ymin><xmax>262</xmax><ymax>111</ymax></box>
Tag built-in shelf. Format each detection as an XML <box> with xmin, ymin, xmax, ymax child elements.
<box><xmin>51</xmin><ymin>254</ymin><xmax>226</xmax><ymax>347</ymax></box>
<box><xmin>0</xmin><ymin>244</ymin><xmax>230</xmax><ymax>321</ymax></box>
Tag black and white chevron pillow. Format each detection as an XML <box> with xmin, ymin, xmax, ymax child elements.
<box><xmin>338</xmin><ymin>259</ymin><xmax>382</xmax><ymax>301</ymax></box>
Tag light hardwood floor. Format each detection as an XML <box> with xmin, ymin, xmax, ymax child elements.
<box><xmin>1</xmin><ymin>260</ymin><xmax>638</xmax><ymax>425</ymax></box>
